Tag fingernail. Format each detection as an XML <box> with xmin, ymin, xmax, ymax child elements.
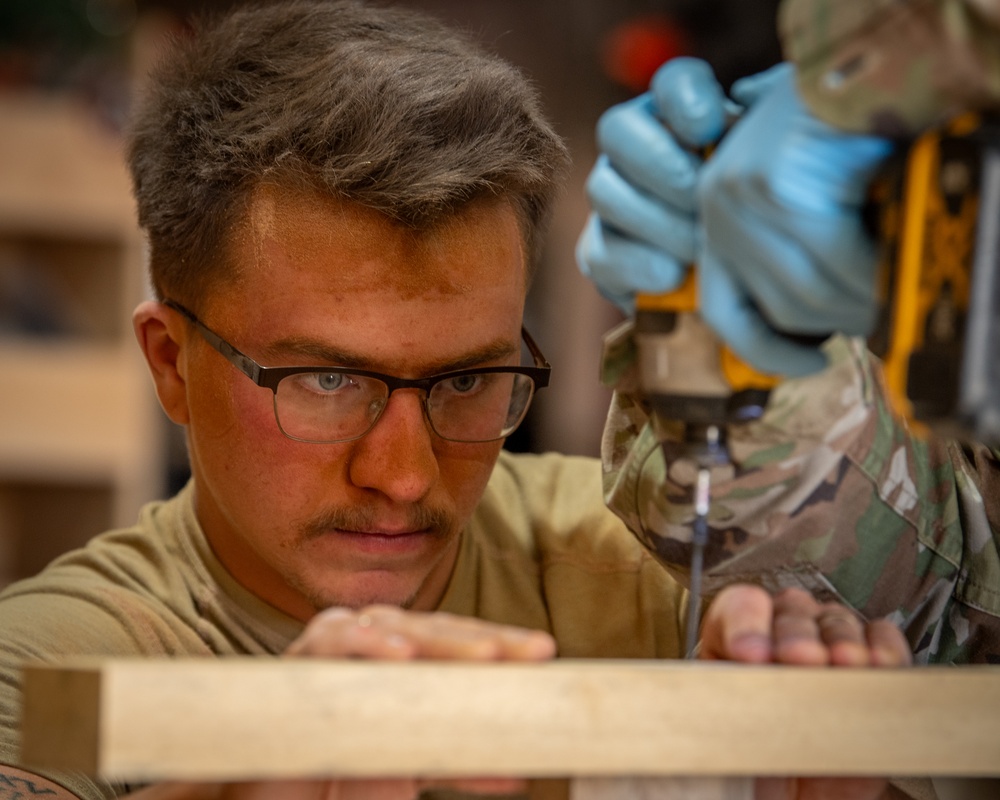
<box><xmin>731</xmin><ymin>633</ymin><xmax>771</xmax><ymax>662</ymax></box>
<box><xmin>872</xmin><ymin>645</ymin><xmax>902</xmax><ymax>667</ymax></box>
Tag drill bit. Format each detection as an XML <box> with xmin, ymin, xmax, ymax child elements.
<box><xmin>683</xmin><ymin>423</ymin><xmax>724</xmax><ymax>659</ymax></box>
<box><xmin>685</xmin><ymin>462</ymin><xmax>712</xmax><ymax>659</ymax></box>
<box><xmin>634</xmin><ymin>296</ymin><xmax>769</xmax><ymax>660</ymax></box>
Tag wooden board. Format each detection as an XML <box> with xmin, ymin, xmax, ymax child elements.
<box><xmin>20</xmin><ymin>659</ymin><xmax>1000</xmax><ymax>782</ymax></box>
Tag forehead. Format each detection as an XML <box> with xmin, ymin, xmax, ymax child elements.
<box><xmin>205</xmin><ymin>185</ymin><xmax>528</xmax><ymax>367</ymax></box>
<box><xmin>236</xmin><ymin>184</ymin><xmax>528</xmax><ymax>290</ymax></box>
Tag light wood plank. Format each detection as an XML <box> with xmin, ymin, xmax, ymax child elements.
<box><xmin>20</xmin><ymin>659</ymin><xmax>1000</xmax><ymax>782</ymax></box>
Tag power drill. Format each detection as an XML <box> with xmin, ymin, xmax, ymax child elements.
<box><xmin>634</xmin><ymin>114</ymin><xmax>1000</xmax><ymax>656</ymax></box>
<box><xmin>633</xmin><ymin>279</ymin><xmax>778</xmax><ymax>658</ymax></box>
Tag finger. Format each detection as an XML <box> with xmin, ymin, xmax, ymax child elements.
<box><xmin>729</xmin><ymin>63</ymin><xmax>793</xmax><ymax>108</ymax></box>
<box><xmin>650</xmin><ymin>57</ymin><xmax>728</xmax><ymax>147</ymax></box>
<box><xmin>285</xmin><ymin>607</ymin><xmax>418</xmax><ymax>659</ymax></box>
<box><xmin>814</xmin><ymin>602</ymin><xmax>870</xmax><ymax>667</ymax></box>
<box><xmin>757</xmin><ymin>111</ymin><xmax>893</xmax><ymax>213</ymax></box>
<box><xmin>417</xmin><ymin>778</ymin><xmax>529</xmax><ymax>795</ymax></box>
<box><xmin>755</xmin><ymin>777</ymin><xmax>890</xmax><ymax>800</ymax></box>
<box><xmin>586</xmin><ymin>156</ymin><xmax>698</xmax><ymax>261</ymax></box>
<box><xmin>356</xmin><ymin>606</ymin><xmax>555</xmax><ymax>661</ymax></box>
<box><xmin>335</xmin><ymin>779</ymin><xmax>420</xmax><ymax>800</ymax></box>
<box><xmin>697</xmin><ymin>245</ymin><xmax>829</xmax><ymax>377</ymax></box>
<box><xmin>596</xmin><ymin>97</ymin><xmax>702</xmax><ymax>211</ymax></box>
<box><xmin>699</xmin><ymin>178</ymin><xmax>876</xmax><ymax>335</ymax></box>
<box><xmin>771</xmin><ymin>588</ymin><xmax>829</xmax><ymax>666</ymax></box>
<box><xmin>718</xmin><ymin>145</ymin><xmax>884</xmax><ymax>322</ymax></box>
<box><xmin>753</xmin><ymin>777</ymin><xmax>793</xmax><ymax>800</ymax></box>
<box><xmin>577</xmin><ymin>214</ymin><xmax>688</xmax><ymax>299</ymax></box>
<box><xmin>287</xmin><ymin>606</ymin><xmax>556</xmax><ymax>662</ymax></box>
<box><xmin>699</xmin><ymin>584</ymin><xmax>773</xmax><ymax>663</ymax></box>
<box><xmin>219</xmin><ymin>780</ymin><xmax>330</xmax><ymax>800</ymax></box>
<box><xmin>407</xmin><ymin>610</ymin><xmax>556</xmax><ymax>660</ymax></box>
<box><xmin>867</xmin><ymin>619</ymin><xmax>913</xmax><ymax>667</ymax></box>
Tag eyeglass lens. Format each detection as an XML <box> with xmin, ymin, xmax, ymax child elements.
<box><xmin>272</xmin><ymin>370</ymin><xmax>536</xmax><ymax>443</ymax></box>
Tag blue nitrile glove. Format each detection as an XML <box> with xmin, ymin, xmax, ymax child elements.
<box><xmin>577</xmin><ymin>58</ymin><xmax>730</xmax><ymax>313</ymax></box>
<box><xmin>696</xmin><ymin>64</ymin><xmax>895</xmax><ymax>377</ymax></box>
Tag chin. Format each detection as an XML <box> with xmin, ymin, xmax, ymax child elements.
<box><xmin>298</xmin><ymin>574</ymin><xmax>422</xmax><ymax>613</ymax></box>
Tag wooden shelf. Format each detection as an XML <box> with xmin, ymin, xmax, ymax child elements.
<box><xmin>0</xmin><ymin>339</ymin><xmax>158</xmax><ymax>486</ymax></box>
<box><xmin>0</xmin><ymin>93</ymin><xmax>136</xmax><ymax>239</ymax></box>
<box><xmin>0</xmin><ymin>89</ymin><xmax>166</xmax><ymax>586</ymax></box>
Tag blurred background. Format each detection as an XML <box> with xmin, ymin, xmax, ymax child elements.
<box><xmin>0</xmin><ymin>0</ymin><xmax>782</xmax><ymax>585</ymax></box>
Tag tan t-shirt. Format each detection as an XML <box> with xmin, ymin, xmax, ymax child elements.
<box><xmin>0</xmin><ymin>450</ymin><xmax>687</xmax><ymax>800</ymax></box>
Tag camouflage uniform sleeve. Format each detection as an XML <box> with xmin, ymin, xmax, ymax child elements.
<box><xmin>779</xmin><ymin>0</ymin><xmax>1000</xmax><ymax>136</ymax></box>
<box><xmin>600</xmin><ymin>321</ymin><xmax>1000</xmax><ymax>664</ymax></box>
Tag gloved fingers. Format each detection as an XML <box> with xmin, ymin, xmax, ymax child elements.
<box><xmin>762</xmin><ymin>129</ymin><xmax>894</xmax><ymax>213</ymax></box>
<box><xmin>699</xmin><ymin>140</ymin><xmax>883</xmax><ymax>336</ymax></box>
<box><xmin>729</xmin><ymin>62</ymin><xmax>794</xmax><ymax>108</ymax></box>
<box><xmin>698</xmin><ymin>250</ymin><xmax>829</xmax><ymax>378</ymax></box>
<box><xmin>702</xmin><ymin>198</ymin><xmax>877</xmax><ymax>336</ymax></box>
<box><xmin>576</xmin><ymin>215</ymin><xmax>687</xmax><ymax>309</ymax></box>
<box><xmin>721</xmin><ymin>71</ymin><xmax>895</xmax><ymax>211</ymax></box>
<box><xmin>596</xmin><ymin>97</ymin><xmax>702</xmax><ymax>212</ymax></box>
<box><xmin>648</xmin><ymin>57</ymin><xmax>729</xmax><ymax>148</ymax></box>
<box><xmin>586</xmin><ymin>155</ymin><xmax>698</xmax><ymax>262</ymax></box>
<box><xmin>765</xmin><ymin>215</ymin><xmax>882</xmax><ymax>327</ymax></box>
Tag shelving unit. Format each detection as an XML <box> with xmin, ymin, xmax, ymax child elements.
<box><xmin>0</xmin><ymin>91</ymin><xmax>166</xmax><ymax>587</ymax></box>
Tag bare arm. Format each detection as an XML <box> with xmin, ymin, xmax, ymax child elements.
<box><xmin>0</xmin><ymin>767</ymin><xmax>71</xmax><ymax>800</ymax></box>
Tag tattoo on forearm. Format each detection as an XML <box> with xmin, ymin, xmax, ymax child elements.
<box><xmin>0</xmin><ymin>772</ymin><xmax>57</xmax><ymax>800</ymax></box>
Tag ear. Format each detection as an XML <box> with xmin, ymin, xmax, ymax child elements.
<box><xmin>133</xmin><ymin>300</ymin><xmax>191</xmax><ymax>426</ymax></box>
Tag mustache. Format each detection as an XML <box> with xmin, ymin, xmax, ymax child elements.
<box><xmin>300</xmin><ymin>504</ymin><xmax>453</xmax><ymax>537</ymax></box>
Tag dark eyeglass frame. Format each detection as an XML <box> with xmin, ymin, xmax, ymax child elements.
<box><xmin>164</xmin><ymin>300</ymin><xmax>551</xmax><ymax>443</ymax></box>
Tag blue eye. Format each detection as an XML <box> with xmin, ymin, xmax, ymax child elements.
<box><xmin>447</xmin><ymin>374</ymin><xmax>481</xmax><ymax>393</ymax></box>
<box><xmin>315</xmin><ymin>372</ymin><xmax>346</xmax><ymax>392</ymax></box>
<box><xmin>284</xmin><ymin>371</ymin><xmax>352</xmax><ymax>396</ymax></box>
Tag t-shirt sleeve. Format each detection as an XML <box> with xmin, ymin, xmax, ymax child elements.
<box><xmin>0</xmin><ymin>573</ymin><xmax>209</xmax><ymax>800</ymax></box>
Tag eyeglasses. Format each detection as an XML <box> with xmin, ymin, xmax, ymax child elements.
<box><xmin>165</xmin><ymin>300</ymin><xmax>550</xmax><ymax>444</ymax></box>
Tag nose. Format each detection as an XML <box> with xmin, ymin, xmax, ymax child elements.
<box><xmin>347</xmin><ymin>388</ymin><xmax>439</xmax><ymax>503</ymax></box>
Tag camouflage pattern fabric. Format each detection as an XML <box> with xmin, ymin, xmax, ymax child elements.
<box><xmin>780</xmin><ymin>0</ymin><xmax>1000</xmax><ymax>136</ymax></box>
<box><xmin>600</xmin><ymin>321</ymin><xmax>1000</xmax><ymax>664</ymax></box>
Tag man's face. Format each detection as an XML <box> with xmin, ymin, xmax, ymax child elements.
<box><xmin>178</xmin><ymin>188</ymin><xmax>527</xmax><ymax>620</ymax></box>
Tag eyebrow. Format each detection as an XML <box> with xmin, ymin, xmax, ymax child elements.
<box><xmin>259</xmin><ymin>335</ymin><xmax>520</xmax><ymax>375</ymax></box>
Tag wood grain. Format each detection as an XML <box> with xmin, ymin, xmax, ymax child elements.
<box><xmin>20</xmin><ymin>659</ymin><xmax>1000</xmax><ymax>782</ymax></box>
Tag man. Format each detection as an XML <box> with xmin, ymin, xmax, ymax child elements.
<box><xmin>578</xmin><ymin>0</ymin><xmax>1000</xmax><ymax>666</ymax></box>
<box><xmin>0</xmin><ymin>3</ymin><xmax>909</xmax><ymax>800</ymax></box>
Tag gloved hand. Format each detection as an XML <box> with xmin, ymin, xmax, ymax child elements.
<box><xmin>578</xmin><ymin>57</ymin><xmax>895</xmax><ymax>377</ymax></box>
<box><xmin>576</xmin><ymin>58</ymin><xmax>730</xmax><ymax>312</ymax></box>
<box><xmin>697</xmin><ymin>63</ymin><xmax>895</xmax><ymax>376</ymax></box>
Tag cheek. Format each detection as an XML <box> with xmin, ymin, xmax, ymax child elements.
<box><xmin>188</xmin><ymin>367</ymin><xmax>269</xmax><ymax>446</ymax></box>
<box><xmin>435</xmin><ymin>441</ymin><xmax>503</xmax><ymax>513</ymax></box>
<box><xmin>190</xmin><ymin>386</ymin><xmax>348</xmax><ymax>532</ymax></box>
<box><xmin>187</xmin><ymin>366</ymin><xmax>305</xmax><ymax>489</ymax></box>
